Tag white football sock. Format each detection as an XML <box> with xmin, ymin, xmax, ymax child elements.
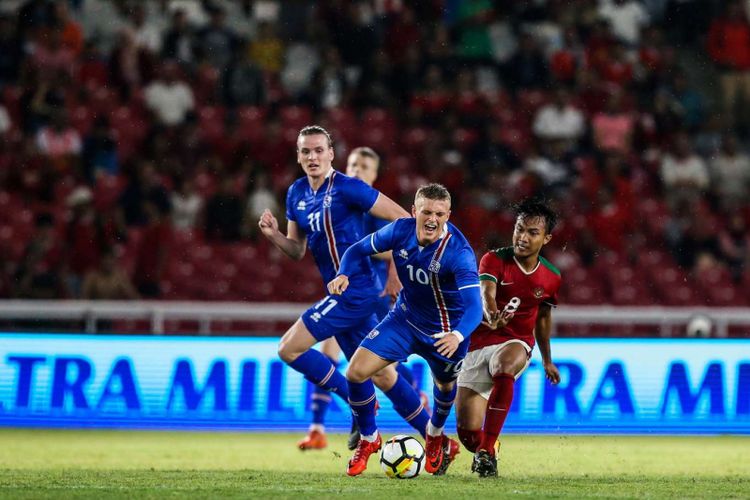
<box><xmin>361</xmin><ymin>431</ymin><xmax>379</xmax><ymax>442</ymax></box>
<box><xmin>309</xmin><ymin>424</ymin><xmax>324</xmax><ymax>433</ymax></box>
<box><xmin>426</xmin><ymin>421</ymin><xmax>443</xmax><ymax>437</ymax></box>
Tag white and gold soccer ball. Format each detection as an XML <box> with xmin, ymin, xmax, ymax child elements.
<box><xmin>379</xmin><ymin>435</ymin><xmax>425</xmax><ymax>479</ymax></box>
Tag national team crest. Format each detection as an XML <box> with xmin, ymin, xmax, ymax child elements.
<box><xmin>323</xmin><ymin>195</ymin><xmax>332</xmax><ymax>208</ymax></box>
<box><xmin>533</xmin><ymin>287</ymin><xmax>544</xmax><ymax>298</ymax></box>
<box><xmin>428</xmin><ymin>260</ymin><xmax>441</xmax><ymax>273</ymax></box>
<box><xmin>366</xmin><ymin>329</ymin><xmax>379</xmax><ymax>340</ymax></box>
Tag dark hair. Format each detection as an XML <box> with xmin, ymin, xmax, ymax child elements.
<box><xmin>514</xmin><ymin>198</ymin><xmax>558</xmax><ymax>234</ymax></box>
<box><xmin>350</xmin><ymin>146</ymin><xmax>380</xmax><ymax>164</ymax></box>
<box><xmin>415</xmin><ymin>183</ymin><xmax>451</xmax><ymax>204</ymax></box>
<box><xmin>298</xmin><ymin>125</ymin><xmax>333</xmax><ymax>148</ymax></box>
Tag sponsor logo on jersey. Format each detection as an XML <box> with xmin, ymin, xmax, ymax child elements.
<box><xmin>428</xmin><ymin>260</ymin><xmax>441</xmax><ymax>273</ymax></box>
<box><xmin>533</xmin><ymin>287</ymin><xmax>544</xmax><ymax>298</ymax></box>
<box><xmin>323</xmin><ymin>195</ymin><xmax>332</xmax><ymax>208</ymax></box>
<box><xmin>296</xmin><ymin>200</ymin><xmax>306</xmax><ymax>210</ymax></box>
<box><xmin>366</xmin><ymin>329</ymin><xmax>379</xmax><ymax>340</ymax></box>
<box><xmin>398</xmin><ymin>249</ymin><xmax>409</xmax><ymax>259</ymax></box>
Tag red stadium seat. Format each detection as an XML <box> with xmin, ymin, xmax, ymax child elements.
<box><xmin>279</xmin><ymin>105</ymin><xmax>312</xmax><ymax>131</ymax></box>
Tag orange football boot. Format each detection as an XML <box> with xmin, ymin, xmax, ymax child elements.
<box><xmin>297</xmin><ymin>429</ymin><xmax>327</xmax><ymax>450</ymax></box>
<box><xmin>346</xmin><ymin>434</ymin><xmax>382</xmax><ymax>476</ymax></box>
<box><xmin>424</xmin><ymin>433</ymin><xmax>444</xmax><ymax>473</ymax></box>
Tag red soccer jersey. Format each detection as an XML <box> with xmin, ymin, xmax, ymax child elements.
<box><xmin>469</xmin><ymin>247</ymin><xmax>562</xmax><ymax>352</ymax></box>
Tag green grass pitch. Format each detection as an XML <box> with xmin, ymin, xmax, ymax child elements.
<box><xmin>0</xmin><ymin>429</ymin><xmax>748</xmax><ymax>498</ymax></box>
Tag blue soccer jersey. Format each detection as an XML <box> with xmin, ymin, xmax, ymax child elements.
<box><xmin>339</xmin><ymin>218</ymin><xmax>482</xmax><ymax>339</ymax></box>
<box><xmin>286</xmin><ymin>170</ymin><xmax>381</xmax><ymax>297</ymax></box>
<box><xmin>363</xmin><ymin>213</ymin><xmax>389</xmax><ymax>288</ymax></box>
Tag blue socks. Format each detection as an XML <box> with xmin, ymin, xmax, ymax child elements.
<box><xmin>430</xmin><ymin>384</ymin><xmax>457</xmax><ymax>430</ymax></box>
<box><xmin>310</xmin><ymin>359</ymin><xmax>337</xmax><ymax>425</ymax></box>
<box><xmin>288</xmin><ymin>350</ymin><xmax>349</xmax><ymax>402</ymax></box>
<box><xmin>384</xmin><ymin>374</ymin><xmax>429</xmax><ymax>438</ymax></box>
<box><xmin>395</xmin><ymin>363</ymin><xmax>417</xmax><ymax>390</ymax></box>
<box><xmin>348</xmin><ymin>379</ymin><xmax>378</xmax><ymax>437</ymax></box>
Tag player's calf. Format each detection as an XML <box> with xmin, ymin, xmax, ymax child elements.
<box><xmin>457</xmin><ymin>427</ymin><xmax>482</xmax><ymax>453</ymax></box>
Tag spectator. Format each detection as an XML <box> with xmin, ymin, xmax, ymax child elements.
<box><xmin>532</xmin><ymin>87</ymin><xmax>586</xmax><ymax>151</ymax></box>
<box><xmin>550</xmin><ymin>27</ymin><xmax>584</xmax><ymax>84</ymax></box>
<box><xmin>660</xmin><ymin>132</ymin><xmax>710</xmax><ymax>208</ymax></box>
<box><xmin>118</xmin><ymin>160</ymin><xmax>171</xmax><ymax>227</ymax></box>
<box><xmin>52</xmin><ymin>0</ymin><xmax>83</xmax><ymax>56</ymax></box>
<box><xmin>30</xmin><ymin>26</ymin><xmax>75</xmax><ymax>77</ymax></box>
<box><xmin>171</xmin><ymin>176</ymin><xmax>202</xmax><ymax>230</ymax></box>
<box><xmin>35</xmin><ymin>109</ymin><xmax>81</xmax><ymax>170</ymax></box>
<box><xmin>707</xmin><ymin>1</ymin><xmax>750</xmax><ymax>128</ymax></box>
<box><xmin>162</xmin><ymin>9</ymin><xmax>195</xmax><ymax>66</ymax></box>
<box><xmin>82</xmin><ymin>247</ymin><xmax>139</xmax><ymax>300</ymax></box>
<box><xmin>223</xmin><ymin>40</ymin><xmax>266</xmax><ymax>107</ymax></box>
<box><xmin>710</xmin><ymin>134</ymin><xmax>750</xmax><ymax>211</ymax></box>
<box><xmin>503</xmin><ymin>33</ymin><xmax>548</xmax><ymax>92</ymax></box>
<box><xmin>598</xmin><ymin>0</ymin><xmax>650</xmax><ymax>46</ymax></box>
<box><xmin>144</xmin><ymin>60</ymin><xmax>195</xmax><ymax>127</ymax></box>
<box><xmin>133</xmin><ymin>199</ymin><xmax>171</xmax><ymax>298</ymax></box>
<box><xmin>591</xmin><ymin>91</ymin><xmax>635</xmax><ymax>154</ymax></box>
<box><xmin>248</xmin><ymin>20</ymin><xmax>284</xmax><ymax>74</ymax></box>
<box><xmin>109</xmin><ymin>27</ymin><xmax>153</xmax><ymax>100</ymax></box>
<box><xmin>196</xmin><ymin>5</ymin><xmax>237</xmax><ymax>70</ymax></box>
<box><xmin>204</xmin><ymin>175</ymin><xmax>243</xmax><ymax>242</ymax></box>
<box><xmin>455</xmin><ymin>0</ymin><xmax>494</xmax><ymax>62</ymax></box>
<box><xmin>81</xmin><ymin>117</ymin><xmax>118</xmax><ymax>182</ymax></box>
<box><xmin>670</xmin><ymin>71</ymin><xmax>705</xmax><ymax>131</ymax></box>
<box><xmin>13</xmin><ymin>212</ymin><xmax>64</xmax><ymax>299</ymax></box>
<box><xmin>244</xmin><ymin>171</ymin><xmax>277</xmax><ymax>238</ymax></box>
<box><xmin>0</xmin><ymin>14</ymin><xmax>22</xmax><ymax>86</ymax></box>
<box><xmin>130</xmin><ymin>3</ymin><xmax>162</xmax><ymax>54</ymax></box>
<box><xmin>0</xmin><ymin>104</ymin><xmax>10</xmax><ymax>135</ymax></box>
<box><xmin>667</xmin><ymin>205</ymin><xmax>721</xmax><ymax>271</ymax></box>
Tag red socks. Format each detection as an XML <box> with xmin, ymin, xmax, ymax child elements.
<box><xmin>457</xmin><ymin>427</ymin><xmax>482</xmax><ymax>452</ymax></box>
<box><xmin>478</xmin><ymin>373</ymin><xmax>515</xmax><ymax>455</ymax></box>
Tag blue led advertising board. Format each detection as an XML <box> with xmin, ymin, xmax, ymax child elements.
<box><xmin>0</xmin><ymin>334</ymin><xmax>747</xmax><ymax>434</ymax></box>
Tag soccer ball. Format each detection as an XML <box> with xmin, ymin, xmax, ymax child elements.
<box><xmin>379</xmin><ymin>435</ymin><xmax>425</xmax><ymax>479</ymax></box>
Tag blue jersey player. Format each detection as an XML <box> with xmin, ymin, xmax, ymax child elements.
<box><xmin>303</xmin><ymin>147</ymin><xmax>430</xmax><ymax>451</ymax></box>
<box><xmin>259</xmin><ymin>127</ymin><xmax>431</xmax><ymax>448</ymax></box>
<box><xmin>328</xmin><ymin>184</ymin><xmax>483</xmax><ymax>476</ymax></box>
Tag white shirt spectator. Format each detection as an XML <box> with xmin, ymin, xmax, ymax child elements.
<box><xmin>660</xmin><ymin>154</ymin><xmax>710</xmax><ymax>191</ymax></box>
<box><xmin>0</xmin><ymin>105</ymin><xmax>10</xmax><ymax>134</ymax></box>
<box><xmin>134</xmin><ymin>22</ymin><xmax>163</xmax><ymax>53</ymax></box>
<box><xmin>598</xmin><ymin>1</ymin><xmax>649</xmax><ymax>45</ymax></box>
<box><xmin>711</xmin><ymin>152</ymin><xmax>750</xmax><ymax>202</ymax></box>
<box><xmin>144</xmin><ymin>80</ymin><xmax>195</xmax><ymax>126</ymax></box>
<box><xmin>36</xmin><ymin>127</ymin><xmax>82</xmax><ymax>157</ymax></box>
<box><xmin>533</xmin><ymin>104</ymin><xmax>585</xmax><ymax>141</ymax></box>
<box><xmin>171</xmin><ymin>191</ymin><xmax>203</xmax><ymax>229</ymax></box>
<box><xmin>246</xmin><ymin>187</ymin><xmax>278</xmax><ymax>221</ymax></box>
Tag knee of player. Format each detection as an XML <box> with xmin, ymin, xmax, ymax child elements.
<box><xmin>433</xmin><ymin>378</ymin><xmax>455</xmax><ymax>393</ymax></box>
<box><xmin>277</xmin><ymin>340</ymin><xmax>297</xmax><ymax>363</ymax></box>
<box><xmin>345</xmin><ymin>363</ymin><xmax>369</xmax><ymax>384</ymax></box>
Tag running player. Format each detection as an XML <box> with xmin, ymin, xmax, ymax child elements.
<box><xmin>300</xmin><ymin>147</ymin><xmax>426</xmax><ymax>451</ymax></box>
<box><xmin>455</xmin><ymin>198</ymin><xmax>562</xmax><ymax>478</ymax></box>
<box><xmin>328</xmin><ymin>183</ymin><xmax>483</xmax><ymax>476</ymax></box>
<box><xmin>259</xmin><ymin>126</ymin><xmax>431</xmax><ymax>449</ymax></box>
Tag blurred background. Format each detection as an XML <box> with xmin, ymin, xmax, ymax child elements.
<box><xmin>1</xmin><ymin>0</ymin><xmax>749</xmax><ymax>317</ymax></box>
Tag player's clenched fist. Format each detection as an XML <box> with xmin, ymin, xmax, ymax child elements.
<box><xmin>258</xmin><ymin>209</ymin><xmax>278</xmax><ymax>235</ymax></box>
<box><xmin>327</xmin><ymin>275</ymin><xmax>350</xmax><ymax>295</ymax></box>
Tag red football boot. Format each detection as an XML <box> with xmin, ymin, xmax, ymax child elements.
<box><xmin>434</xmin><ymin>436</ymin><xmax>461</xmax><ymax>475</ymax></box>
<box><xmin>424</xmin><ymin>433</ymin><xmax>444</xmax><ymax>473</ymax></box>
<box><xmin>346</xmin><ymin>434</ymin><xmax>382</xmax><ymax>477</ymax></box>
<box><xmin>297</xmin><ymin>429</ymin><xmax>327</xmax><ymax>450</ymax></box>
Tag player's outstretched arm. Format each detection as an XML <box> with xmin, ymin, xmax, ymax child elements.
<box><xmin>534</xmin><ymin>304</ymin><xmax>560</xmax><ymax>384</ymax></box>
<box><xmin>369</xmin><ymin>193</ymin><xmax>410</xmax><ymax>221</ymax></box>
<box><xmin>258</xmin><ymin>209</ymin><xmax>307</xmax><ymax>261</ymax></box>
<box><xmin>480</xmin><ymin>280</ymin><xmax>514</xmax><ymax>329</ymax></box>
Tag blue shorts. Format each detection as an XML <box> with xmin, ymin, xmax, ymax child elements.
<box><xmin>301</xmin><ymin>294</ymin><xmax>379</xmax><ymax>360</ymax></box>
<box><xmin>359</xmin><ymin>309</ymin><xmax>469</xmax><ymax>383</ymax></box>
<box><xmin>373</xmin><ymin>294</ymin><xmax>392</xmax><ymax>322</ymax></box>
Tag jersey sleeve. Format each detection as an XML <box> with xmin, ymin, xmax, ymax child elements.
<box><xmin>369</xmin><ymin>220</ymin><xmax>399</xmax><ymax>254</ymax></box>
<box><xmin>285</xmin><ymin>186</ymin><xmax>296</xmax><ymax>222</ymax></box>
<box><xmin>452</xmin><ymin>246</ymin><xmax>480</xmax><ymax>291</ymax></box>
<box><xmin>478</xmin><ymin>252</ymin><xmax>502</xmax><ymax>283</ymax></box>
<box><xmin>340</xmin><ymin>175</ymin><xmax>380</xmax><ymax>212</ymax></box>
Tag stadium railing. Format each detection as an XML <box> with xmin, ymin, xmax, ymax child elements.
<box><xmin>0</xmin><ymin>301</ymin><xmax>748</xmax><ymax>337</ymax></box>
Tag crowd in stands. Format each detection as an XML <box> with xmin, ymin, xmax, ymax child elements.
<box><xmin>0</xmin><ymin>0</ymin><xmax>749</xmax><ymax>308</ymax></box>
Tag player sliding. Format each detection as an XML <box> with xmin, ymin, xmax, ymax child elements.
<box><xmin>455</xmin><ymin>199</ymin><xmax>562</xmax><ymax>478</ymax></box>
<box><xmin>328</xmin><ymin>184</ymin><xmax>483</xmax><ymax>476</ymax></box>
<box><xmin>302</xmin><ymin>147</ymin><xmax>428</xmax><ymax>451</ymax></box>
<box><xmin>259</xmin><ymin>126</ymin><xmax>431</xmax><ymax>450</ymax></box>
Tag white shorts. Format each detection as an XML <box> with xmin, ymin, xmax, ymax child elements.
<box><xmin>456</xmin><ymin>339</ymin><xmax>532</xmax><ymax>400</ymax></box>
